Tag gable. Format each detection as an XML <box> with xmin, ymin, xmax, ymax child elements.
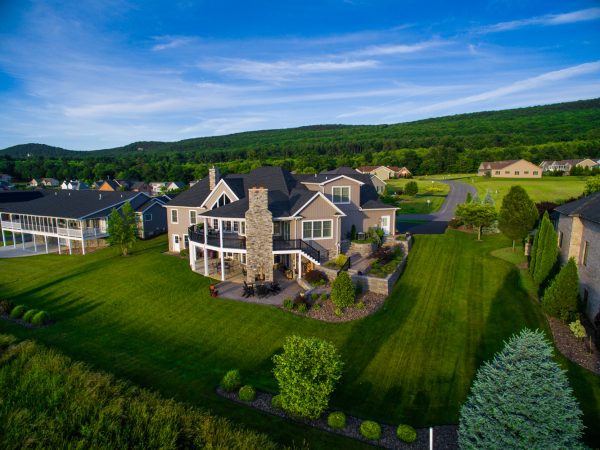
<box><xmin>293</xmin><ymin>192</ymin><xmax>345</xmax><ymax>218</ymax></box>
<box><xmin>200</xmin><ymin>179</ymin><xmax>239</xmax><ymax>209</ymax></box>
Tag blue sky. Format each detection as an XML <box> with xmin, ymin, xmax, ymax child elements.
<box><xmin>0</xmin><ymin>0</ymin><xmax>599</xmax><ymax>150</ymax></box>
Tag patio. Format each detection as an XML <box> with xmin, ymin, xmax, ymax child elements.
<box><xmin>214</xmin><ymin>273</ymin><xmax>303</xmax><ymax>306</ymax></box>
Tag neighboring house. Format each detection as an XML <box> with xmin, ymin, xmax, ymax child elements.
<box><xmin>166</xmin><ymin>166</ymin><xmax>397</xmax><ymax>283</ymax></box>
<box><xmin>0</xmin><ymin>180</ymin><xmax>15</xmax><ymax>191</ymax></box>
<box><xmin>131</xmin><ymin>181</ymin><xmax>153</xmax><ymax>194</ymax></box>
<box><xmin>33</xmin><ymin>178</ymin><xmax>60</xmax><ymax>187</ymax></box>
<box><xmin>555</xmin><ymin>192</ymin><xmax>600</xmax><ymax>323</ymax></box>
<box><xmin>477</xmin><ymin>160</ymin><xmax>542</xmax><ymax>178</ymax></box>
<box><xmin>356</xmin><ymin>165</ymin><xmax>411</xmax><ymax>180</ymax></box>
<box><xmin>0</xmin><ymin>190</ymin><xmax>153</xmax><ymax>254</ymax></box>
<box><xmin>97</xmin><ymin>179</ymin><xmax>132</xmax><ymax>191</ymax></box>
<box><xmin>135</xmin><ymin>196</ymin><xmax>169</xmax><ymax>239</ymax></box>
<box><xmin>0</xmin><ymin>174</ymin><xmax>12</xmax><ymax>183</ymax></box>
<box><xmin>61</xmin><ymin>180</ymin><xmax>90</xmax><ymax>190</ymax></box>
<box><xmin>165</xmin><ymin>181</ymin><xmax>185</xmax><ymax>191</ymax></box>
<box><xmin>370</xmin><ymin>174</ymin><xmax>387</xmax><ymax>194</ymax></box>
<box><xmin>150</xmin><ymin>182</ymin><xmax>167</xmax><ymax>194</ymax></box>
<box><xmin>539</xmin><ymin>159</ymin><xmax>598</xmax><ymax>175</ymax></box>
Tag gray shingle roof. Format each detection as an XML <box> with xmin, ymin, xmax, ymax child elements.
<box><xmin>555</xmin><ymin>191</ymin><xmax>600</xmax><ymax>224</ymax></box>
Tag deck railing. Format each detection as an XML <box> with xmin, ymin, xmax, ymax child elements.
<box><xmin>1</xmin><ymin>220</ymin><xmax>107</xmax><ymax>239</ymax></box>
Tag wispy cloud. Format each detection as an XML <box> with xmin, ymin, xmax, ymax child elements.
<box><xmin>347</xmin><ymin>40</ymin><xmax>443</xmax><ymax>57</ymax></box>
<box><xmin>151</xmin><ymin>36</ymin><xmax>195</xmax><ymax>51</ymax></box>
<box><xmin>477</xmin><ymin>7</ymin><xmax>600</xmax><ymax>33</ymax></box>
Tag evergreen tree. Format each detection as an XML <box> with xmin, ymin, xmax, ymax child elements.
<box><xmin>531</xmin><ymin>212</ymin><xmax>558</xmax><ymax>285</ymax></box>
<box><xmin>459</xmin><ymin>329</ymin><xmax>584</xmax><ymax>450</ymax></box>
<box><xmin>483</xmin><ymin>190</ymin><xmax>494</xmax><ymax>206</ymax></box>
<box><xmin>470</xmin><ymin>192</ymin><xmax>482</xmax><ymax>204</ymax></box>
<box><xmin>498</xmin><ymin>186</ymin><xmax>538</xmax><ymax>252</ymax></box>
<box><xmin>107</xmin><ymin>202</ymin><xmax>138</xmax><ymax>256</ymax></box>
<box><xmin>542</xmin><ymin>258</ymin><xmax>580</xmax><ymax>322</ymax></box>
<box><xmin>466</xmin><ymin>192</ymin><xmax>472</xmax><ymax>203</ymax></box>
<box><xmin>404</xmin><ymin>181</ymin><xmax>418</xmax><ymax>196</ymax></box>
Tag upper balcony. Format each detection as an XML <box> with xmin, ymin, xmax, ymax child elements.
<box><xmin>1</xmin><ymin>220</ymin><xmax>107</xmax><ymax>239</ymax></box>
<box><xmin>188</xmin><ymin>226</ymin><xmax>246</xmax><ymax>250</ymax></box>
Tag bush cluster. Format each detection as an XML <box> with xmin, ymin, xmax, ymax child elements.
<box><xmin>298</xmin><ymin>304</ymin><xmax>308</xmax><ymax>314</ymax></box>
<box><xmin>238</xmin><ymin>385</ymin><xmax>256</xmax><ymax>402</ymax></box>
<box><xmin>31</xmin><ymin>311</ymin><xmax>50</xmax><ymax>326</ymax></box>
<box><xmin>334</xmin><ymin>254</ymin><xmax>349</xmax><ymax>268</ymax></box>
<box><xmin>312</xmin><ymin>304</ymin><xmax>321</xmax><ymax>312</ymax></box>
<box><xmin>283</xmin><ymin>298</ymin><xmax>294</xmax><ymax>310</ymax></box>
<box><xmin>396</xmin><ymin>424</ymin><xmax>417</xmax><ymax>443</ymax></box>
<box><xmin>271</xmin><ymin>394</ymin><xmax>283</xmax><ymax>409</ymax></box>
<box><xmin>331</xmin><ymin>271</ymin><xmax>355</xmax><ymax>307</ymax></box>
<box><xmin>335</xmin><ymin>308</ymin><xmax>343</xmax><ymax>316</ymax></box>
<box><xmin>10</xmin><ymin>305</ymin><xmax>27</xmax><ymax>319</ymax></box>
<box><xmin>304</xmin><ymin>270</ymin><xmax>328</xmax><ymax>287</ymax></box>
<box><xmin>327</xmin><ymin>411</ymin><xmax>346</xmax><ymax>429</ymax></box>
<box><xmin>220</xmin><ymin>370</ymin><xmax>241</xmax><ymax>392</ymax></box>
<box><xmin>360</xmin><ymin>420</ymin><xmax>382</xmax><ymax>440</ymax></box>
<box><xmin>23</xmin><ymin>309</ymin><xmax>40</xmax><ymax>323</ymax></box>
<box><xmin>542</xmin><ymin>258</ymin><xmax>579</xmax><ymax>322</ymax></box>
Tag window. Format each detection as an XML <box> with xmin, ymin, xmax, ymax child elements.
<box><xmin>273</xmin><ymin>221</ymin><xmax>282</xmax><ymax>235</ymax></box>
<box><xmin>171</xmin><ymin>209</ymin><xmax>178</xmax><ymax>224</ymax></box>
<box><xmin>224</xmin><ymin>220</ymin><xmax>232</xmax><ymax>232</ymax></box>
<box><xmin>302</xmin><ymin>220</ymin><xmax>332</xmax><ymax>239</ymax></box>
<box><xmin>233</xmin><ymin>221</ymin><xmax>239</xmax><ymax>233</ymax></box>
<box><xmin>213</xmin><ymin>218</ymin><xmax>219</xmax><ymax>230</ymax></box>
<box><xmin>189</xmin><ymin>210</ymin><xmax>197</xmax><ymax>225</ymax></box>
<box><xmin>332</xmin><ymin>186</ymin><xmax>351</xmax><ymax>204</ymax></box>
<box><xmin>183</xmin><ymin>235</ymin><xmax>189</xmax><ymax>248</ymax></box>
<box><xmin>240</xmin><ymin>253</ymin><xmax>246</xmax><ymax>264</ymax></box>
<box><xmin>558</xmin><ymin>231</ymin><xmax>563</xmax><ymax>248</ymax></box>
<box><xmin>504</xmin><ymin>170</ymin><xmax>510</xmax><ymax>174</ymax></box>
<box><xmin>533</xmin><ymin>171</ymin><xmax>539</xmax><ymax>176</ymax></box>
<box><xmin>144</xmin><ymin>213</ymin><xmax>152</xmax><ymax>221</ymax></box>
<box><xmin>495</xmin><ymin>170</ymin><xmax>500</xmax><ymax>175</ymax></box>
<box><xmin>240</xmin><ymin>221</ymin><xmax>246</xmax><ymax>235</ymax></box>
<box><xmin>212</xmin><ymin>193</ymin><xmax>231</xmax><ymax>209</ymax></box>
<box><xmin>173</xmin><ymin>235</ymin><xmax>180</xmax><ymax>244</ymax></box>
<box><xmin>583</xmin><ymin>241</ymin><xmax>589</xmax><ymax>266</ymax></box>
<box><xmin>514</xmin><ymin>171</ymin><xmax>520</xmax><ymax>175</ymax></box>
<box><xmin>524</xmin><ymin>171</ymin><xmax>529</xmax><ymax>174</ymax></box>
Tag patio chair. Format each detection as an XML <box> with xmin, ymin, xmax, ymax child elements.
<box><xmin>242</xmin><ymin>281</ymin><xmax>255</xmax><ymax>298</ymax></box>
<box><xmin>268</xmin><ymin>281</ymin><xmax>281</xmax><ymax>294</ymax></box>
<box><xmin>256</xmin><ymin>283</ymin><xmax>269</xmax><ymax>298</ymax></box>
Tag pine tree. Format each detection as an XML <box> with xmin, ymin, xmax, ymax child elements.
<box><xmin>459</xmin><ymin>329</ymin><xmax>584</xmax><ymax>450</ymax></box>
<box><xmin>542</xmin><ymin>258</ymin><xmax>580</xmax><ymax>322</ymax></box>
<box><xmin>498</xmin><ymin>186</ymin><xmax>538</xmax><ymax>252</ymax></box>
<box><xmin>483</xmin><ymin>190</ymin><xmax>494</xmax><ymax>206</ymax></box>
<box><xmin>532</xmin><ymin>212</ymin><xmax>558</xmax><ymax>285</ymax></box>
<box><xmin>466</xmin><ymin>192</ymin><xmax>472</xmax><ymax>203</ymax></box>
<box><xmin>471</xmin><ymin>192</ymin><xmax>482</xmax><ymax>204</ymax></box>
<box><xmin>107</xmin><ymin>202</ymin><xmax>138</xmax><ymax>256</ymax></box>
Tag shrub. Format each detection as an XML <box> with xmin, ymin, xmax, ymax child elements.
<box><xmin>320</xmin><ymin>293</ymin><xmax>328</xmax><ymax>301</ymax></box>
<box><xmin>356</xmin><ymin>301</ymin><xmax>365</xmax><ymax>310</ymax></box>
<box><xmin>335</xmin><ymin>308</ymin><xmax>343</xmax><ymax>316</ymax></box>
<box><xmin>448</xmin><ymin>217</ymin><xmax>463</xmax><ymax>229</ymax></box>
<box><xmin>179</xmin><ymin>248</ymin><xmax>189</xmax><ymax>257</ymax></box>
<box><xmin>334</xmin><ymin>254</ymin><xmax>349</xmax><ymax>267</ymax></box>
<box><xmin>569</xmin><ymin>319</ymin><xmax>586</xmax><ymax>339</ymax></box>
<box><xmin>458</xmin><ymin>329</ymin><xmax>584</xmax><ymax>449</ymax></box>
<box><xmin>404</xmin><ymin>181</ymin><xmax>418</xmax><ymax>196</ymax></box>
<box><xmin>272</xmin><ymin>335</ymin><xmax>343</xmax><ymax>419</ymax></box>
<box><xmin>31</xmin><ymin>311</ymin><xmax>50</xmax><ymax>326</ymax></box>
<box><xmin>0</xmin><ymin>300</ymin><xmax>14</xmax><ymax>315</ymax></box>
<box><xmin>271</xmin><ymin>394</ymin><xmax>283</xmax><ymax>409</ymax></box>
<box><xmin>298</xmin><ymin>303</ymin><xmax>308</xmax><ymax>314</ymax></box>
<box><xmin>238</xmin><ymin>385</ymin><xmax>256</xmax><ymax>402</ymax></box>
<box><xmin>360</xmin><ymin>420</ymin><xmax>382</xmax><ymax>440</ymax></box>
<box><xmin>331</xmin><ymin>271</ymin><xmax>355</xmax><ymax>307</ymax></box>
<box><xmin>10</xmin><ymin>305</ymin><xmax>27</xmax><ymax>319</ymax></box>
<box><xmin>304</xmin><ymin>270</ymin><xmax>328</xmax><ymax>287</ymax></box>
<box><xmin>327</xmin><ymin>411</ymin><xmax>346</xmax><ymax>429</ymax></box>
<box><xmin>283</xmin><ymin>298</ymin><xmax>294</xmax><ymax>310</ymax></box>
<box><xmin>350</xmin><ymin>224</ymin><xmax>357</xmax><ymax>241</ymax></box>
<box><xmin>23</xmin><ymin>309</ymin><xmax>39</xmax><ymax>323</ymax></box>
<box><xmin>396</xmin><ymin>424</ymin><xmax>417</xmax><ymax>443</ymax></box>
<box><xmin>312</xmin><ymin>304</ymin><xmax>321</xmax><ymax>312</ymax></box>
<box><xmin>220</xmin><ymin>369</ymin><xmax>242</xmax><ymax>392</ymax></box>
<box><xmin>530</xmin><ymin>211</ymin><xmax>558</xmax><ymax>285</ymax></box>
<box><xmin>311</xmin><ymin>293</ymin><xmax>319</xmax><ymax>301</ymax></box>
<box><xmin>542</xmin><ymin>258</ymin><xmax>579</xmax><ymax>322</ymax></box>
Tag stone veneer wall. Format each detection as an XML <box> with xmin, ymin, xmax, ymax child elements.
<box><xmin>209</xmin><ymin>166</ymin><xmax>220</xmax><ymax>190</ymax></box>
<box><xmin>245</xmin><ymin>187</ymin><xmax>273</xmax><ymax>283</ymax></box>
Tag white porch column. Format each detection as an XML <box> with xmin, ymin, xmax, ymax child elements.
<box><xmin>58</xmin><ymin>236</ymin><xmax>62</xmax><ymax>255</ymax></box>
<box><xmin>219</xmin><ymin>218</ymin><xmax>225</xmax><ymax>281</ymax></box>
<box><xmin>297</xmin><ymin>253</ymin><xmax>302</xmax><ymax>279</ymax></box>
<box><xmin>33</xmin><ymin>234</ymin><xmax>37</xmax><ymax>252</ymax></box>
<box><xmin>2</xmin><ymin>227</ymin><xmax>5</xmax><ymax>247</ymax></box>
<box><xmin>12</xmin><ymin>231</ymin><xmax>16</xmax><ymax>248</ymax></box>
<box><xmin>44</xmin><ymin>235</ymin><xmax>48</xmax><ymax>254</ymax></box>
<box><xmin>189</xmin><ymin>243</ymin><xmax>196</xmax><ymax>270</ymax></box>
<box><xmin>66</xmin><ymin>220</ymin><xmax>72</xmax><ymax>255</ymax></box>
<box><xmin>203</xmin><ymin>217</ymin><xmax>209</xmax><ymax>276</ymax></box>
<box><xmin>22</xmin><ymin>232</ymin><xmax>25</xmax><ymax>249</ymax></box>
<box><xmin>81</xmin><ymin>239</ymin><xmax>86</xmax><ymax>255</ymax></box>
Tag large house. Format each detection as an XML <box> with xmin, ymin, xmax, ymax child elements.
<box><xmin>356</xmin><ymin>165</ymin><xmax>411</xmax><ymax>180</ymax></box>
<box><xmin>477</xmin><ymin>159</ymin><xmax>542</xmax><ymax>178</ymax></box>
<box><xmin>0</xmin><ymin>191</ymin><xmax>166</xmax><ymax>254</ymax></box>
<box><xmin>165</xmin><ymin>166</ymin><xmax>397</xmax><ymax>282</ymax></box>
<box><xmin>555</xmin><ymin>192</ymin><xmax>600</xmax><ymax>323</ymax></box>
<box><xmin>539</xmin><ymin>159</ymin><xmax>598</xmax><ymax>175</ymax></box>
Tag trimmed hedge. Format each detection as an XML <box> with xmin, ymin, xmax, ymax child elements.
<box><xmin>396</xmin><ymin>424</ymin><xmax>417</xmax><ymax>443</ymax></box>
<box><xmin>360</xmin><ymin>420</ymin><xmax>382</xmax><ymax>440</ymax></box>
<box><xmin>23</xmin><ymin>309</ymin><xmax>40</xmax><ymax>323</ymax></box>
<box><xmin>10</xmin><ymin>305</ymin><xmax>27</xmax><ymax>319</ymax></box>
<box><xmin>238</xmin><ymin>385</ymin><xmax>256</xmax><ymax>402</ymax></box>
<box><xmin>220</xmin><ymin>370</ymin><xmax>241</xmax><ymax>392</ymax></box>
<box><xmin>327</xmin><ymin>411</ymin><xmax>346</xmax><ymax>429</ymax></box>
<box><xmin>31</xmin><ymin>311</ymin><xmax>50</xmax><ymax>326</ymax></box>
<box><xmin>271</xmin><ymin>394</ymin><xmax>283</xmax><ymax>409</ymax></box>
<box><xmin>331</xmin><ymin>271</ymin><xmax>355</xmax><ymax>307</ymax></box>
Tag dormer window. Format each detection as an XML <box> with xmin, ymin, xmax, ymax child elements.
<box><xmin>332</xmin><ymin>186</ymin><xmax>351</xmax><ymax>204</ymax></box>
<box><xmin>212</xmin><ymin>193</ymin><xmax>231</xmax><ymax>209</ymax></box>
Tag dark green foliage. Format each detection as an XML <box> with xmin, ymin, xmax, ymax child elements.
<box><xmin>179</xmin><ymin>248</ymin><xmax>189</xmax><ymax>257</ymax></box>
<box><xmin>404</xmin><ymin>181</ymin><xmax>418</xmax><ymax>196</ymax></box>
<box><xmin>396</xmin><ymin>424</ymin><xmax>417</xmax><ymax>443</ymax></box>
<box><xmin>0</xmin><ymin>300</ymin><xmax>13</xmax><ymax>315</ymax></box>
<box><xmin>311</xmin><ymin>293</ymin><xmax>319</xmax><ymax>301</ymax></box>
<box><xmin>107</xmin><ymin>202</ymin><xmax>137</xmax><ymax>256</ymax></box>
<box><xmin>22</xmin><ymin>309</ymin><xmax>39</xmax><ymax>323</ymax></box>
<box><xmin>312</xmin><ymin>303</ymin><xmax>321</xmax><ymax>311</ymax></box>
<box><xmin>530</xmin><ymin>212</ymin><xmax>558</xmax><ymax>285</ymax></box>
<box><xmin>455</xmin><ymin>203</ymin><xmax>497</xmax><ymax>241</ymax></box>
<box><xmin>10</xmin><ymin>305</ymin><xmax>27</xmax><ymax>319</ymax></box>
<box><xmin>466</xmin><ymin>192</ymin><xmax>472</xmax><ymax>203</ymax></box>
<box><xmin>356</xmin><ymin>301</ymin><xmax>365</xmax><ymax>310</ymax></box>
<box><xmin>271</xmin><ymin>394</ymin><xmax>283</xmax><ymax>409</ymax></box>
<box><xmin>319</xmin><ymin>293</ymin><xmax>328</xmax><ymax>301</ymax></box>
<box><xmin>498</xmin><ymin>186</ymin><xmax>538</xmax><ymax>248</ymax></box>
<box><xmin>327</xmin><ymin>411</ymin><xmax>346</xmax><ymax>429</ymax></box>
<box><xmin>543</xmin><ymin>258</ymin><xmax>580</xmax><ymax>322</ymax></box>
<box><xmin>304</xmin><ymin>270</ymin><xmax>328</xmax><ymax>287</ymax></box>
<box><xmin>272</xmin><ymin>335</ymin><xmax>343</xmax><ymax>419</ymax></box>
<box><xmin>31</xmin><ymin>311</ymin><xmax>50</xmax><ymax>326</ymax></box>
<box><xmin>238</xmin><ymin>385</ymin><xmax>256</xmax><ymax>402</ymax></box>
<box><xmin>459</xmin><ymin>329</ymin><xmax>584</xmax><ymax>449</ymax></box>
<box><xmin>220</xmin><ymin>369</ymin><xmax>241</xmax><ymax>392</ymax></box>
<box><xmin>282</xmin><ymin>298</ymin><xmax>293</xmax><ymax>310</ymax></box>
<box><xmin>297</xmin><ymin>303</ymin><xmax>308</xmax><ymax>314</ymax></box>
<box><xmin>350</xmin><ymin>224</ymin><xmax>357</xmax><ymax>241</ymax></box>
<box><xmin>331</xmin><ymin>271</ymin><xmax>355</xmax><ymax>307</ymax></box>
<box><xmin>584</xmin><ymin>176</ymin><xmax>600</xmax><ymax>195</ymax></box>
<box><xmin>0</xmin><ymin>335</ymin><xmax>278</xmax><ymax>449</ymax></box>
<box><xmin>360</xmin><ymin>420</ymin><xmax>382</xmax><ymax>440</ymax></box>
<box><xmin>335</xmin><ymin>308</ymin><xmax>343</xmax><ymax>316</ymax></box>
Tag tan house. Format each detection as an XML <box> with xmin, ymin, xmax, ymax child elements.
<box><xmin>477</xmin><ymin>159</ymin><xmax>542</xmax><ymax>178</ymax></box>
<box><xmin>539</xmin><ymin>159</ymin><xmax>598</xmax><ymax>175</ymax></box>
<box><xmin>29</xmin><ymin>178</ymin><xmax>60</xmax><ymax>188</ymax></box>
<box><xmin>356</xmin><ymin>165</ymin><xmax>411</xmax><ymax>180</ymax></box>
<box><xmin>165</xmin><ymin>166</ymin><xmax>397</xmax><ymax>282</ymax></box>
<box><xmin>555</xmin><ymin>192</ymin><xmax>600</xmax><ymax>323</ymax></box>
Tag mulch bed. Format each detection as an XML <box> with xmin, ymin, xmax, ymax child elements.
<box><xmin>217</xmin><ymin>387</ymin><xmax>458</xmax><ymax>449</ymax></box>
<box><xmin>0</xmin><ymin>313</ymin><xmax>52</xmax><ymax>329</ymax></box>
<box><xmin>547</xmin><ymin>316</ymin><xmax>600</xmax><ymax>374</ymax></box>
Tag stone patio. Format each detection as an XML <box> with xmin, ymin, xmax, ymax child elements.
<box><xmin>214</xmin><ymin>276</ymin><xmax>303</xmax><ymax>306</ymax></box>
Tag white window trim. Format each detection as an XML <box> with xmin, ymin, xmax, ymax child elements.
<box><xmin>189</xmin><ymin>210</ymin><xmax>197</xmax><ymax>225</ymax></box>
<box><xmin>173</xmin><ymin>234</ymin><xmax>180</xmax><ymax>244</ymax></box>
<box><xmin>144</xmin><ymin>213</ymin><xmax>152</xmax><ymax>221</ymax></box>
<box><xmin>332</xmin><ymin>186</ymin><xmax>351</xmax><ymax>204</ymax></box>
<box><xmin>170</xmin><ymin>209</ymin><xmax>178</xmax><ymax>224</ymax></box>
<box><xmin>273</xmin><ymin>221</ymin><xmax>282</xmax><ymax>235</ymax></box>
<box><xmin>302</xmin><ymin>219</ymin><xmax>333</xmax><ymax>240</ymax></box>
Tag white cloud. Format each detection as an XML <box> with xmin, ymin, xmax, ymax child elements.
<box><xmin>151</xmin><ymin>36</ymin><xmax>195</xmax><ymax>51</ymax></box>
<box><xmin>348</xmin><ymin>40</ymin><xmax>442</xmax><ymax>57</ymax></box>
<box><xmin>477</xmin><ymin>7</ymin><xmax>600</xmax><ymax>33</ymax></box>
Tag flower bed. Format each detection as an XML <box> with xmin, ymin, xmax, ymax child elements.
<box><xmin>369</xmin><ymin>246</ymin><xmax>404</xmax><ymax>278</ymax></box>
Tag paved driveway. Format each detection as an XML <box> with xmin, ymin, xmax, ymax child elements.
<box><xmin>397</xmin><ymin>179</ymin><xmax>477</xmax><ymax>235</ymax></box>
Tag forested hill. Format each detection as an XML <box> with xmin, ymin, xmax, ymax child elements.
<box><xmin>2</xmin><ymin>98</ymin><xmax>599</xmax><ymax>159</ymax></box>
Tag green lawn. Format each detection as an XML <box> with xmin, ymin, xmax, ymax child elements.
<box><xmin>458</xmin><ymin>175</ymin><xmax>587</xmax><ymax>205</ymax></box>
<box><xmin>386</xmin><ymin>178</ymin><xmax>449</xmax><ymax>214</ymax></box>
<box><xmin>1</xmin><ymin>233</ymin><xmax>599</xmax><ymax>447</ymax></box>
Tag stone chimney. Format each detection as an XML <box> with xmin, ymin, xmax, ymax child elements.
<box><xmin>244</xmin><ymin>187</ymin><xmax>273</xmax><ymax>283</ymax></box>
<box><xmin>209</xmin><ymin>166</ymin><xmax>220</xmax><ymax>191</ymax></box>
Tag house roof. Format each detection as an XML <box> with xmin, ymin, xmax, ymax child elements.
<box><xmin>100</xmin><ymin>179</ymin><xmax>121</xmax><ymax>190</ymax></box>
<box><xmin>555</xmin><ymin>191</ymin><xmax>600</xmax><ymax>225</ymax></box>
<box><xmin>479</xmin><ymin>160</ymin><xmax>520</xmax><ymax>170</ymax></box>
<box><xmin>0</xmin><ymin>190</ymin><xmax>141</xmax><ymax>219</ymax></box>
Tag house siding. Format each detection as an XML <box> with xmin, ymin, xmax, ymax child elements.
<box><xmin>294</xmin><ymin>195</ymin><xmax>340</xmax><ymax>256</ymax></box>
<box><xmin>138</xmin><ymin>202</ymin><xmax>167</xmax><ymax>239</ymax></box>
<box><xmin>201</xmin><ymin>181</ymin><xmax>237</xmax><ymax>208</ymax></box>
<box><xmin>166</xmin><ymin>206</ymin><xmax>207</xmax><ymax>252</ymax></box>
<box><xmin>478</xmin><ymin>160</ymin><xmax>542</xmax><ymax>178</ymax></box>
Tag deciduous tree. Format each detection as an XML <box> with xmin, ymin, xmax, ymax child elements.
<box><xmin>107</xmin><ymin>202</ymin><xmax>137</xmax><ymax>256</ymax></box>
<box><xmin>584</xmin><ymin>176</ymin><xmax>600</xmax><ymax>195</ymax></box>
<box><xmin>404</xmin><ymin>181</ymin><xmax>418</xmax><ymax>196</ymax></box>
<box><xmin>498</xmin><ymin>186</ymin><xmax>538</xmax><ymax>251</ymax></box>
<box><xmin>455</xmin><ymin>203</ymin><xmax>497</xmax><ymax>241</ymax></box>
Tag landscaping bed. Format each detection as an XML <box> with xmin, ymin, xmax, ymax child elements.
<box><xmin>547</xmin><ymin>317</ymin><xmax>600</xmax><ymax>375</ymax></box>
<box><xmin>217</xmin><ymin>387</ymin><xmax>458</xmax><ymax>450</ymax></box>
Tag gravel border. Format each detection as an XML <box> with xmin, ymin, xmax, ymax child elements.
<box><xmin>547</xmin><ymin>316</ymin><xmax>600</xmax><ymax>374</ymax></box>
<box><xmin>217</xmin><ymin>387</ymin><xmax>457</xmax><ymax>449</ymax></box>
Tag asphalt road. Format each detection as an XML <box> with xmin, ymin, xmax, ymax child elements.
<box><xmin>396</xmin><ymin>179</ymin><xmax>477</xmax><ymax>234</ymax></box>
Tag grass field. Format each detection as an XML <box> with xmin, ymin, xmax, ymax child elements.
<box><xmin>457</xmin><ymin>175</ymin><xmax>587</xmax><ymax>205</ymax></box>
<box><xmin>386</xmin><ymin>178</ymin><xmax>449</xmax><ymax>214</ymax></box>
<box><xmin>1</xmin><ymin>233</ymin><xmax>599</xmax><ymax>447</ymax></box>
